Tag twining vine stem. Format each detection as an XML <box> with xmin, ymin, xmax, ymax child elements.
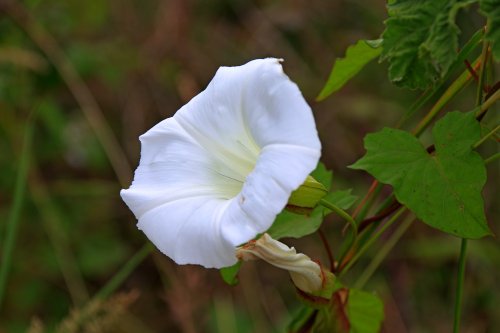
<box><xmin>354</xmin><ymin>214</ymin><xmax>415</xmax><ymax>289</ymax></box>
<box><xmin>453</xmin><ymin>239</ymin><xmax>468</xmax><ymax>333</ymax></box>
<box><xmin>484</xmin><ymin>152</ymin><xmax>500</xmax><ymax>164</ymax></box>
<box><xmin>339</xmin><ymin>207</ymin><xmax>408</xmax><ymax>277</ymax></box>
<box><xmin>453</xmin><ymin>38</ymin><xmax>491</xmax><ymax>333</ymax></box>
<box><xmin>473</xmin><ymin>124</ymin><xmax>500</xmax><ymax>149</ymax></box>
<box><xmin>318</xmin><ymin>228</ymin><xmax>335</xmax><ymax>273</ymax></box>
<box><xmin>320</xmin><ymin>199</ymin><xmax>358</xmax><ymax>241</ymax></box>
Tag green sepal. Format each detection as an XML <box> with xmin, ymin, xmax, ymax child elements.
<box><xmin>288</xmin><ymin>175</ymin><xmax>328</xmax><ymax>209</ymax></box>
<box><xmin>295</xmin><ymin>271</ymin><xmax>338</xmax><ymax>309</ymax></box>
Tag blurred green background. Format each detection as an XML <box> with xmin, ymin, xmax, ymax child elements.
<box><xmin>0</xmin><ymin>0</ymin><xmax>498</xmax><ymax>332</ymax></box>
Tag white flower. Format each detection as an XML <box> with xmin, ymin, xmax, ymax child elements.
<box><xmin>121</xmin><ymin>58</ymin><xmax>321</xmax><ymax>268</ymax></box>
<box><xmin>236</xmin><ymin>233</ymin><xmax>324</xmax><ymax>293</ymax></box>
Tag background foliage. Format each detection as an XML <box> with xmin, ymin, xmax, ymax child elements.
<box><xmin>0</xmin><ymin>0</ymin><xmax>498</xmax><ymax>332</ymax></box>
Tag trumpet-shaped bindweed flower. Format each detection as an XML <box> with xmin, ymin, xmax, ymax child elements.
<box><xmin>121</xmin><ymin>58</ymin><xmax>321</xmax><ymax>268</ymax></box>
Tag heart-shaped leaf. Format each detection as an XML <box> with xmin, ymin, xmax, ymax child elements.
<box><xmin>351</xmin><ymin>111</ymin><xmax>491</xmax><ymax>238</ymax></box>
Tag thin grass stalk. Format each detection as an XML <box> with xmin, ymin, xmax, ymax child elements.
<box><xmin>0</xmin><ymin>115</ymin><xmax>34</xmax><ymax>309</ymax></box>
<box><xmin>1</xmin><ymin>2</ymin><xmax>132</xmax><ymax>187</ymax></box>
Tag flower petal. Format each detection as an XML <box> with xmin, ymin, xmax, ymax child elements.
<box><xmin>236</xmin><ymin>233</ymin><xmax>323</xmax><ymax>293</ymax></box>
<box><xmin>221</xmin><ymin>145</ymin><xmax>320</xmax><ymax>247</ymax></box>
<box><xmin>121</xmin><ymin>118</ymin><xmax>244</xmax><ymax>218</ymax></box>
<box><xmin>121</xmin><ymin>58</ymin><xmax>321</xmax><ymax>268</ymax></box>
<box><xmin>240</xmin><ymin>59</ymin><xmax>321</xmax><ymax>150</ymax></box>
<box><xmin>137</xmin><ymin>197</ymin><xmax>237</xmax><ymax>268</ymax></box>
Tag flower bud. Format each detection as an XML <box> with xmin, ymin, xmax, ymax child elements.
<box><xmin>287</xmin><ymin>175</ymin><xmax>327</xmax><ymax>208</ymax></box>
<box><xmin>236</xmin><ymin>233</ymin><xmax>323</xmax><ymax>293</ymax></box>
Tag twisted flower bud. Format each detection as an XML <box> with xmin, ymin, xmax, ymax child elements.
<box><xmin>236</xmin><ymin>233</ymin><xmax>324</xmax><ymax>293</ymax></box>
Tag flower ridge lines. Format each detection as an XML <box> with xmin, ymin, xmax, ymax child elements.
<box><xmin>121</xmin><ymin>58</ymin><xmax>321</xmax><ymax>268</ymax></box>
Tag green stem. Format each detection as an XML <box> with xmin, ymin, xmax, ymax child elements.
<box><xmin>318</xmin><ymin>229</ymin><xmax>335</xmax><ymax>272</ymax></box>
<box><xmin>320</xmin><ymin>199</ymin><xmax>359</xmax><ymax>271</ymax></box>
<box><xmin>0</xmin><ymin>115</ymin><xmax>34</xmax><ymax>310</ymax></box>
<box><xmin>484</xmin><ymin>152</ymin><xmax>500</xmax><ymax>164</ymax></box>
<box><xmin>473</xmin><ymin>124</ymin><xmax>499</xmax><ymax>149</ymax></box>
<box><xmin>339</xmin><ymin>207</ymin><xmax>407</xmax><ymax>277</ymax></box>
<box><xmin>453</xmin><ymin>239</ymin><xmax>468</xmax><ymax>333</ymax></box>
<box><xmin>339</xmin><ymin>182</ymin><xmax>383</xmax><ymax>264</ymax></box>
<box><xmin>346</xmin><ymin>195</ymin><xmax>399</xmax><ymax>267</ymax></box>
<box><xmin>353</xmin><ymin>182</ymin><xmax>383</xmax><ymax>222</ymax></box>
<box><xmin>94</xmin><ymin>243</ymin><xmax>154</xmax><ymax>300</ymax></box>
<box><xmin>476</xmin><ymin>88</ymin><xmax>500</xmax><ymax>119</ymax></box>
<box><xmin>476</xmin><ymin>40</ymin><xmax>489</xmax><ymax>105</ymax></box>
<box><xmin>412</xmin><ymin>56</ymin><xmax>480</xmax><ymax>137</ymax></box>
<box><xmin>353</xmin><ymin>214</ymin><xmax>414</xmax><ymax>289</ymax></box>
<box><xmin>453</xmin><ymin>37</ymin><xmax>488</xmax><ymax>332</ymax></box>
<box><xmin>320</xmin><ymin>199</ymin><xmax>357</xmax><ymax>240</ymax></box>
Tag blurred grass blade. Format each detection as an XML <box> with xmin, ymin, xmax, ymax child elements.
<box><xmin>95</xmin><ymin>243</ymin><xmax>154</xmax><ymax>300</ymax></box>
<box><xmin>30</xmin><ymin>168</ymin><xmax>90</xmax><ymax>305</ymax></box>
<box><xmin>0</xmin><ymin>114</ymin><xmax>34</xmax><ymax>309</ymax></box>
<box><xmin>213</xmin><ymin>294</ymin><xmax>238</xmax><ymax>333</ymax></box>
<box><xmin>2</xmin><ymin>2</ymin><xmax>132</xmax><ymax>187</ymax></box>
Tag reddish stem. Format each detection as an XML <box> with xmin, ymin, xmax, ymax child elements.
<box><xmin>352</xmin><ymin>180</ymin><xmax>379</xmax><ymax>219</ymax></box>
<box><xmin>318</xmin><ymin>228</ymin><xmax>335</xmax><ymax>273</ymax></box>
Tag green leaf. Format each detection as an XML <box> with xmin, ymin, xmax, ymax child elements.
<box><xmin>292</xmin><ymin>283</ymin><xmax>384</xmax><ymax>333</ymax></box>
<box><xmin>311</xmin><ymin>162</ymin><xmax>333</xmax><ymax>191</ymax></box>
<box><xmin>288</xmin><ymin>305</ymin><xmax>316</xmax><ymax>333</ymax></box>
<box><xmin>347</xmin><ymin>289</ymin><xmax>384</xmax><ymax>333</ymax></box>
<box><xmin>266</xmin><ymin>208</ymin><xmax>324</xmax><ymax>240</ymax></box>
<box><xmin>317</xmin><ymin>39</ymin><xmax>382</xmax><ymax>101</ymax></box>
<box><xmin>480</xmin><ymin>0</ymin><xmax>500</xmax><ymax>60</ymax></box>
<box><xmin>382</xmin><ymin>0</ymin><xmax>476</xmax><ymax>89</ymax></box>
<box><xmin>220</xmin><ymin>261</ymin><xmax>242</xmax><ymax>286</ymax></box>
<box><xmin>351</xmin><ymin>111</ymin><xmax>491</xmax><ymax>238</ymax></box>
<box><xmin>268</xmin><ymin>189</ymin><xmax>357</xmax><ymax>240</ymax></box>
